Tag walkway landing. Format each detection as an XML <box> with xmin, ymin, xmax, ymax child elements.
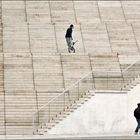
<box><xmin>0</xmin><ymin>134</ymin><xmax>140</xmax><ymax>140</ymax></box>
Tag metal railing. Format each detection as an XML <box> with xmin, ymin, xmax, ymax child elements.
<box><xmin>32</xmin><ymin>58</ymin><xmax>140</xmax><ymax>134</ymax></box>
<box><xmin>121</xmin><ymin>58</ymin><xmax>140</xmax><ymax>88</ymax></box>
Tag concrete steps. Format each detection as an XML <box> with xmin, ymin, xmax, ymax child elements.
<box><xmin>122</xmin><ymin>1</ymin><xmax>140</xmax><ymax>23</ymax></box>
<box><xmin>29</xmin><ymin>23</ymin><xmax>57</xmax><ymax>53</ymax></box>
<box><xmin>74</xmin><ymin>1</ymin><xmax>100</xmax><ymax>23</ymax></box>
<box><xmin>5</xmin><ymin>90</ymin><xmax>37</xmax><ymax>135</ymax></box>
<box><xmin>33</xmin><ymin>53</ymin><xmax>64</xmax><ymax>92</ymax></box>
<box><xmin>81</xmin><ymin>23</ymin><xmax>111</xmax><ymax>54</ymax></box>
<box><xmin>119</xmin><ymin>55</ymin><xmax>140</xmax><ymax>90</ymax></box>
<box><xmin>0</xmin><ymin>52</ymin><xmax>139</xmax><ymax>135</ymax></box>
<box><xmin>61</xmin><ymin>54</ymin><xmax>92</xmax><ymax>90</ymax></box>
<box><xmin>49</xmin><ymin>1</ymin><xmax>75</xmax><ymax>23</ymax></box>
<box><xmin>2</xmin><ymin>1</ymin><xmax>26</xmax><ymax>23</ymax></box>
<box><xmin>6</xmin><ymin>125</ymin><xmax>33</xmax><ymax>135</ymax></box>
<box><xmin>1</xmin><ymin>1</ymin><xmax>140</xmax><ymax>136</ymax></box>
<box><xmin>37</xmin><ymin>91</ymin><xmax>95</xmax><ymax>134</ymax></box>
<box><xmin>4</xmin><ymin>53</ymin><xmax>34</xmax><ymax>91</ymax></box>
<box><xmin>131</xmin><ymin>23</ymin><xmax>140</xmax><ymax>52</ymax></box>
<box><xmin>0</xmin><ymin>92</ymin><xmax>5</xmax><ymax>135</ymax></box>
<box><xmin>0</xmin><ymin>53</ymin><xmax>3</xmax><ymax>92</ymax></box>
<box><xmin>2</xmin><ymin>21</ymin><xmax>140</xmax><ymax>55</ymax></box>
<box><xmin>106</xmin><ymin>23</ymin><xmax>139</xmax><ymax>54</ymax></box>
<box><xmin>26</xmin><ymin>1</ymin><xmax>51</xmax><ymax>23</ymax></box>
<box><xmin>90</xmin><ymin>53</ymin><xmax>122</xmax><ymax>90</ymax></box>
<box><xmin>3</xmin><ymin>23</ymin><xmax>29</xmax><ymax>53</ymax></box>
<box><xmin>98</xmin><ymin>1</ymin><xmax>125</xmax><ymax>23</ymax></box>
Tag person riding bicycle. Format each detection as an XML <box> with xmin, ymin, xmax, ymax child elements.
<box><xmin>65</xmin><ymin>24</ymin><xmax>75</xmax><ymax>53</ymax></box>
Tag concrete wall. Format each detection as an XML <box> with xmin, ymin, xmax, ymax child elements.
<box><xmin>48</xmin><ymin>84</ymin><xmax>140</xmax><ymax>135</ymax></box>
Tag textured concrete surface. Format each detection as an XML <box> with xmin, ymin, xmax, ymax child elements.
<box><xmin>0</xmin><ymin>0</ymin><xmax>140</xmax><ymax>135</ymax></box>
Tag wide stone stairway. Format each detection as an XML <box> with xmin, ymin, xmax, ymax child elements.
<box><xmin>0</xmin><ymin>0</ymin><xmax>140</xmax><ymax>136</ymax></box>
<box><xmin>1</xmin><ymin>53</ymin><xmax>140</xmax><ymax>135</ymax></box>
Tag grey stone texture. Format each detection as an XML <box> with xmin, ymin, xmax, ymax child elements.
<box><xmin>0</xmin><ymin>0</ymin><xmax>140</xmax><ymax>135</ymax></box>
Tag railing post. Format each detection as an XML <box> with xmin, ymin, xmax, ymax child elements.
<box><xmin>64</xmin><ymin>92</ymin><xmax>65</xmax><ymax>111</ymax></box>
<box><xmin>92</xmin><ymin>72</ymin><xmax>95</xmax><ymax>90</ymax></box>
<box><xmin>121</xmin><ymin>71</ymin><xmax>125</xmax><ymax>91</ymax></box>
<box><xmin>107</xmin><ymin>72</ymin><xmax>108</xmax><ymax>89</ymax></box>
<box><xmin>134</xmin><ymin>65</ymin><xmax>136</xmax><ymax>79</ymax></box>
<box><xmin>67</xmin><ymin>90</ymin><xmax>71</xmax><ymax>103</ymax></box>
<box><xmin>32</xmin><ymin>113</ymin><xmax>36</xmax><ymax>134</ymax></box>
<box><xmin>48</xmin><ymin>104</ymin><xmax>50</xmax><ymax>123</ymax></box>
<box><xmin>78</xmin><ymin>82</ymin><xmax>79</xmax><ymax>100</ymax></box>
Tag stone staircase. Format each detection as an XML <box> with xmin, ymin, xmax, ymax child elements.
<box><xmin>49</xmin><ymin>1</ymin><xmax>75</xmax><ymax>23</ymax></box>
<box><xmin>5</xmin><ymin>90</ymin><xmax>37</xmax><ymax>135</ymax></box>
<box><xmin>3</xmin><ymin>23</ymin><xmax>29</xmax><ymax>53</ymax></box>
<box><xmin>36</xmin><ymin>86</ymin><xmax>95</xmax><ymax>134</ymax></box>
<box><xmin>61</xmin><ymin>54</ymin><xmax>92</xmax><ymax>87</ymax></box>
<box><xmin>90</xmin><ymin>53</ymin><xmax>122</xmax><ymax>90</ymax></box>
<box><xmin>73</xmin><ymin>1</ymin><xmax>100</xmax><ymax>23</ymax></box>
<box><xmin>0</xmin><ymin>91</ymin><xmax>4</xmax><ymax>135</ymax></box>
<box><xmin>26</xmin><ymin>1</ymin><xmax>51</xmax><ymax>23</ymax></box>
<box><xmin>106</xmin><ymin>23</ymin><xmax>139</xmax><ymax>54</ymax></box>
<box><xmin>0</xmin><ymin>52</ymin><xmax>140</xmax><ymax>135</ymax></box>
<box><xmin>4</xmin><ymin>53</ymin><xmax>34</xmax><ymax>91</ymax></box>
<box><xmin>81</xmin><ymin>23</ymin><xmax>111</xmax><ymax>54</ymax></box>
<box><xmin>1</xmin><ymin>0</ymin><xmax>140</xmax><ymax>136</ymax></box>
<box><xmin>98</xmin><ymin>1</ymin><xmax>125</xmax><ymax>23</ymax></box>
<box><xmin>32</xmin><ymin>54</ymin><xmax>140</xmax><ymax>135</ymax></box>
<box><xmin>3</xmin><ymin>21</ymin><xmax>139</xmax><ymax>55</ymax></box>
<box><xmin>29</xmin><ymin>23</ymin><xmax>57</xmax><ymax>53</ymax></box>
<box><xmin>119</xmin><ymin>55</ymin><xmax>140</xmax><ymax>90</ymax></box>
<box><xmin>2</xmin><ymin>1</ymin><xmax>26</xmax><ymax>23</ymax></box>
<box><xmin>4</xmin><ymin>52</ymin><xmax>36</xmax><ymax>135</ymax></box>
<box><xmin>33</xmin><ymin>53</ymin><xmax>64</xmax><ymax>92</ymax></box>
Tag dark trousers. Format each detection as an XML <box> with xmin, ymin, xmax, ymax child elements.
<box><xmin>135</xmin><ymin>119</ymin><xmax>140</xmax><ymax>133</ymax></box>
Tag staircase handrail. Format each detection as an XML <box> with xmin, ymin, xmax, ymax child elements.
<box><xmin>33</xmin><ymin>58</ymin><xmax>140</xmax><ymax>114</ymax></box>
<box><xmin>32</xmin><ymin>58</ymin><xmax>140</xmax><ymax>132</ymax></box>
<box><xmin>33</xmin><ymin>70</ymin><xmax>122</xmax><ymax>115</ymax></box>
